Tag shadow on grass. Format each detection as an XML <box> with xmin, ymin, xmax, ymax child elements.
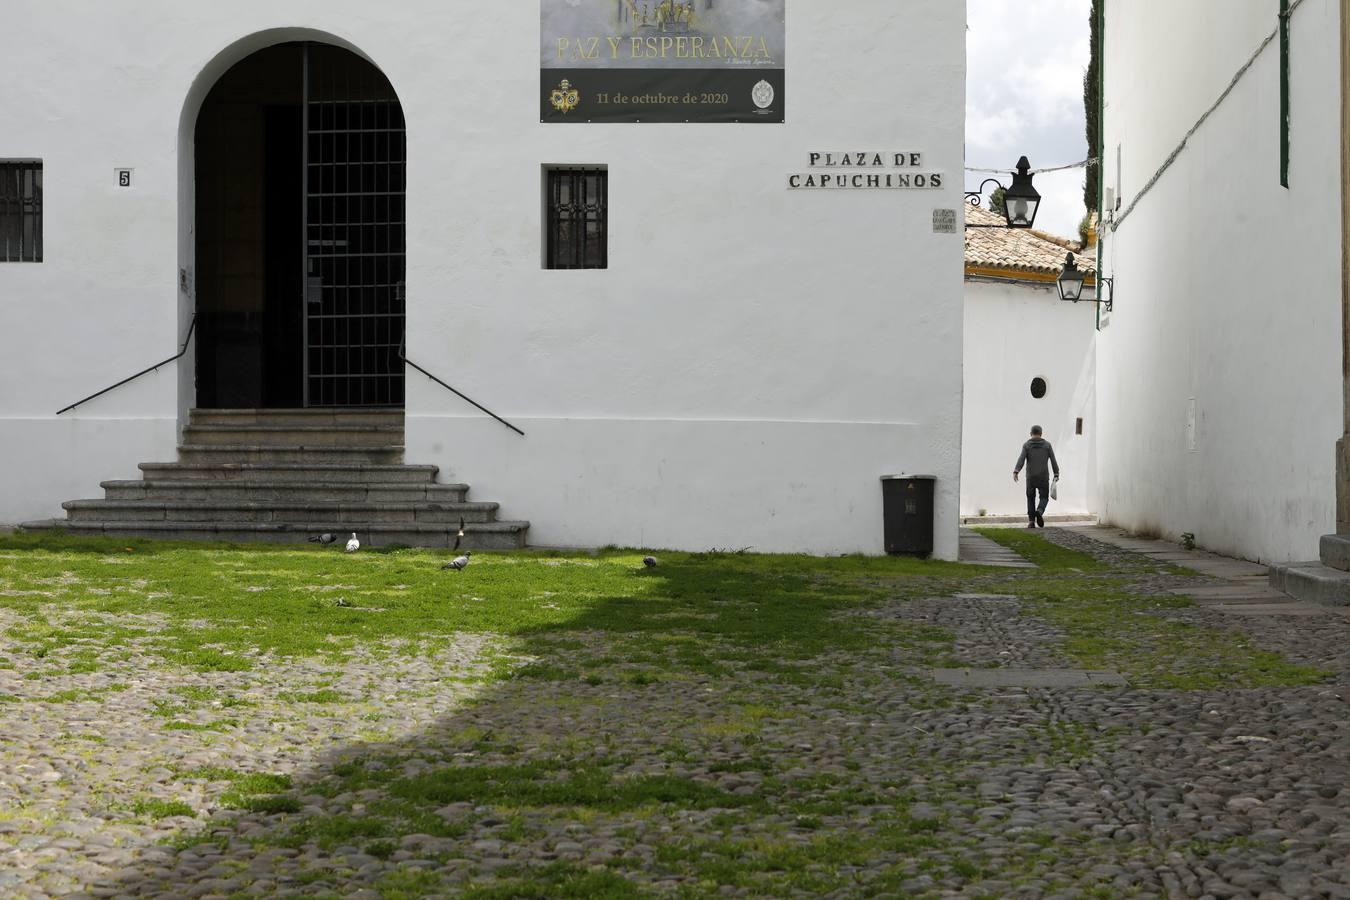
<box><xmin>0</xmin><ymin>534</ymin><xmax>983</xmax><ymax>897</ymax></box>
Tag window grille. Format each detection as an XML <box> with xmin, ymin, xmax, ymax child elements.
<box><xmin>546</xmin><ymin>168</ymin><xmax>607</xmax><ymax>270</ymax></box>
<box><xmin>0</xmin><ymin>161</ymin><xmax>42</xmax><ymax>262</ymax></box>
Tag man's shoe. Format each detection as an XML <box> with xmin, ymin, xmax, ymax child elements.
<box><xmin>1036</xmin><ymin>513</ymin><xmax>1045</xmax><ymax>528</ymax></box>
<box><xmin>1026</xmin><ymin>521</ymin><xmax>1036</xmax><ymax>529</ymax></box>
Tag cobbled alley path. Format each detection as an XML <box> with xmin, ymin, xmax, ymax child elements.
<box><xmin>0</xmin><ymin>530</ymin><xmax>1348</xmax><ymax>898</ymax></box>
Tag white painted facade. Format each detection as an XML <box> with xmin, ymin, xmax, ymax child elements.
<box><xmin>1096</xmin><ymin>0</ymin><xmax>1343</xmax><ymax>563</ymax></box>
<box><xmin>961</xmin><ymin>278</ymin><xmax>1097</xmax><ymax>518</ymax></box>
<box><xmin>0</xmin><ymin>1</ymin><xmax>968</xmax><ymax>557</ymax></box>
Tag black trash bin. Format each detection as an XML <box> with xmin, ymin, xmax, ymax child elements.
<box><xmin>881</xmin><ymin>475</ymin><xmax>936</xmax><ymax>558</ymax></box>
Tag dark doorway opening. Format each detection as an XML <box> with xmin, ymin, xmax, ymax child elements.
<box><xmin>194</xmin><ymin>42</ymin><xmax>406</xmax><ymax>409</ymax></box>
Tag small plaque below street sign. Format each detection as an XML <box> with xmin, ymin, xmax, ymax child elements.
<box><xmin>932</xmin><ymin>208</ymin><xmax>957</xmax><ymax>233</ymax></box>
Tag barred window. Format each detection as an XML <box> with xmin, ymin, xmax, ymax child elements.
<box><xmin>545</xmin><ymin>167</ymin><xmax>607</xmax><ymax>270</ymax></box>
<box><xmin>0</xmin><ymin>161</ymin><xmax>42</xmax><ymax>262</ymax></box>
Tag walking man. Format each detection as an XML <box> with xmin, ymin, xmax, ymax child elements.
<box><xmin>1013</xmin><ymin>425</ymin><xmax>1060</xmax><ymax>528</ymax></box>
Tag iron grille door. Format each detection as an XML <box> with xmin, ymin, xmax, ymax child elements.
<box><xmin>303</xmin><ymin>44</ymin><xmax>406</xmax><ymax>407</ymax></box>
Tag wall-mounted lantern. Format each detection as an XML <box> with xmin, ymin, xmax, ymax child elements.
<box><xmin>965</xmin><ymin>156</ymin><xmax>1041</xmax><ymax>229</ymax></box>
<box><xmin>1002</xmin><ymin>157</ymin><xmax>1041</xmax><ymax>229</ymax></box>
<box><xmin>1057</xmin><ymin>252</ymin><xmax>1113</xmax><ymax>311</ymax></box>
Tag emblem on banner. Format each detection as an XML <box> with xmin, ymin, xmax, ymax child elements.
<box><xmin>751</xmin><ymin>79</ymin><xmax>775</xmax><ymax>110</ymax></box>
<box><xmin>550</xmin><ymin>79</ymin><xmax>581</xmax><ymax>115</ymax></box>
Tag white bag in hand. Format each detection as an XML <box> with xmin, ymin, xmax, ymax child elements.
<box><xmin>1050</xmin><ymin>480</ymin><xmax>1058</xmax><ymax>501</ymax></box>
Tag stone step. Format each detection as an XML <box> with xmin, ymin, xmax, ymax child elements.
<box><xmin>103</xmin><ymin>480</ymin><xmax>468</xmax><ymax>503</ymax></box>
<box><xmin>1318</xmin><ymin>534</ymin><xmax>1350</xmax><ymax>572</ymax></box>
<box><xmin>64</xmin><ymin>499</ymin><xmax>499</xmax><ymax>525</ymax></box>
<box><xmin>20</xmin><ymin>519</ymin><xmax>529</xmax><ymax>550</ymax></box>
<box><xmin>139</xmin><ymin>463</ymin><xmax>438</xmax><ymax>484</ymax></box>
<box><xmin>181</xmin><ymin>424</ymin><xmax>404</xmax><ymax>448</ymax></box>
<box><xmin>1268</xmin><ymin>561</ymin><xmax>1350</xmax><ymax>607</ymax></box>
<box><xmin>189</xmin><ymin>408</ymin><xmax>404</xmax><ymax>427</ymax></box>
<box><xmin>174</xmin><ymin>445</ymin><xmax>405</xmax><ymax>466</ymax></box>
<box><xmin>960</xmin><ymin>514</ymin><xmax>1098</xmax><ymax>526</ymax></box>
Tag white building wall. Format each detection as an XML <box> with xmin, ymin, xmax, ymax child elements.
<box><xmin>961</xmin><ymin>279</ymin><xmax>1097</xmax><ymax>518</ymax></box>
<box><xmin>0</xmin><ymin>0</ymin><xmax>967</xmax><ymax>557</ymax></box>
<box><xmin>1097</xmin><ymin>0</ymin><xmax>1342</xmax><ymax>563</ymax></box>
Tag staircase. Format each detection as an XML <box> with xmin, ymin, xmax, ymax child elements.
<box><xmin>1270</xmin><ymin>535</ymin><xmax>1350</xmax><ymax>607</ymax></box>
<box><xmin>21</xmin><ymin>409</ymin><xmax>529</xmax><ymax>549</ymax></box>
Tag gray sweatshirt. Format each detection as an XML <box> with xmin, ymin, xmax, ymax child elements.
<box><xmin>1015</xmin><ymin>438</ymin><xmax>1060</xmax><ymax>479</ymax></box>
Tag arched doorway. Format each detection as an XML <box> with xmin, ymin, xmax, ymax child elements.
<box><xmin>194</xmin><ymin>42</ymin><xmax>406</xmax><ymax>408</ymax></box>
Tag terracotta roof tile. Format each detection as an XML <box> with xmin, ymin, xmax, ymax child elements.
<box><xmin>964</xmin><ymin>205</ymin><xmax>1096</xmax><ymax>278</ymax></box>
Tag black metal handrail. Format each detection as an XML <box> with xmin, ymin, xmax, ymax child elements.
<box><xmin>398</xmin><ymin>338</ymin><xmax>525</xmax><ymax>437</ymax></box>
<box><xmin>56</xmin><ymin>314</ymin><xmax>198</xmax><ymax>416</ymax></box>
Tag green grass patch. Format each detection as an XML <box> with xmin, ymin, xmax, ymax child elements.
<box><xmin>130</xmin><ymin>798</ymin><xmax>195</xmax><ymax>819</ymax></box>
<box><xmin>390</xmin><ymin>760</ymin><xmax>755</xmax><ymax>812</ymax></box>
<box><xmin>972</xmin><ymin>528</ymin><xmax>1108</xmax><ymax>572</ymax></box>
<box><xmin>459</xmin><ymin>864</ymin><xmax>643</xmax><ymax>899</ymax></box>
<box><xmin>1038</xmin><ymin>592</ymin><xmax>1331</xmax><ymax>689</ymax></box>
<box><xmin>281</xmin><ymin>689</ymin><xmax>347</xmax><ymax>704</ymax></box>
<box><xmin>0</xmin><ymin>534</ymin><xmax>966</xmax><ymax>673</ymax></box>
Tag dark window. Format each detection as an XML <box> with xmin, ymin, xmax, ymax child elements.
<box><xmin>0</xmin><ymin>160</ymin><xmax>42</xmax><ymax>262</ymax></box>
<box><xmin>1030</xmin><ymin>377</ymin><xmax>1047</xmax><ymax>399</ymax></box>
<box><xmin>546</xmin><ymin>167</ymin><xmax>607</xmax><ymax>270</ymax></box>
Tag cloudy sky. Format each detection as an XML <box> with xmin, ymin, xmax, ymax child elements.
<box><xmin>966</xmin><ymin>0</ymin><xmax>1092</xmax><ymax>239</ymax></box>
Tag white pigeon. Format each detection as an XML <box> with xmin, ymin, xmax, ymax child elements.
<box><xmin>345</xmin><ymin>533</ymin><xmax>360</xmax><ymax>553</ymax></box>
<box><xmin>442</xmin><ymin>551</ymin><xmax>471</xmax><ymax>571</ymax></box>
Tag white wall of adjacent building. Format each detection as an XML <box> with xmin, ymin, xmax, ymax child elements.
<box><xmin>0</xmin><ymin>0</ymin><xmax>968</xmax><ymax>557</ymax></box>
<box><xmin>961</xmin><ymin>278</ymin><xmax>1097</xmax><ymax>518</ymax></box>
<box><xmin>1096</xmin><ymin>0</ymin><xmax>1342</xmax><ymax>563</ymax></box>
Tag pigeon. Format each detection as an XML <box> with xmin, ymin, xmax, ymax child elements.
<box><xmin>308</xmin><ymin>533</ymin><xmax>337</xmax><ymax>545</ymax></box>
<box><xmin>451</xmin><ymin>517</ymin><xmax>466</xmax><ymax>552</ymax></box>
<box><xmin>643</xmin><ymin>556</ymin><xmax>658</xmax><ymax>568</ymax></box>
<box><xmin>345</xmin><ymin>533</ymin><xmax>360</xmax><ymax>553</ymax></box>
<box><xmin>333</xmin><ymin>597</ymin><xmax>352</xmax><ymax>608</ymax></box>
<box><xmin>442</xmin><ymin>551</ymin><xmax>472</xmax><ymax>571</ymax></box>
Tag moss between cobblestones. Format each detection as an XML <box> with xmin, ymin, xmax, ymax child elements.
<box><xmin>973</xmin><ymin>528</ymin><xmax>1331</xmax><ymax>689</ymax></box>
<box><xmin>1</xmin><ymin>530</ymin><xmax>1341</xmax><ymax>896</ymax></box>
<box><xmin>129</xmin><ymin>798</ymin><xmax>195</xmax><ymax>820</ymax></box>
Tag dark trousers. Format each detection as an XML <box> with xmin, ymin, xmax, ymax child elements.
<box><xmin>1026</xmin><ymin>475</ymin><xmax>1050</xmax><ymax>521</ymax></box>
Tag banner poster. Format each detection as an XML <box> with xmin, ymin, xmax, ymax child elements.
<box><xmin>541</xmin><ymin>1</ymin><xmax>786</xmax><ymax>123</ymax></box>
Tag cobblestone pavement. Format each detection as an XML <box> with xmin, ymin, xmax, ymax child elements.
<box><xmin>1</xmin><ymin>533</ymin><xmax>1348</xmax><ymax>898</ymax></box>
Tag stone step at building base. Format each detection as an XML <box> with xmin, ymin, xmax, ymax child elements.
<box><xmin>138</xmin><ymin>463</ymin><xmax>439</xmax><ymax>483</ymax></box>
<box><xmin>959</xmin><ymin>514</ymin><xmax>1098</xmax><ymax>526</ymax></box>
<box><xmin>175</xmin><ymin>445</ymin><xmax>406</xmax><ymax>465</ymax></box>
<box><xmin>20</xmin><ymin>519</ymin><xmax>529</xmax><ymax>550</ymax></box>
<box><xmin>181</xmin><ymin>424</ymin><xmax>404</xmax><ymax>448</ymax></box>
<box><xmin>21</xmin><ymin>409</ymin><xmax>529</xmax><ymax>550</ymax></box>
<box><xmin>62</xmin><ymin>500</ymin><xmax>501</xmax><ymax>525</ymax></box>
<box><xmin>189</xmin><ymin>408</ymin><xmax>403</xmax><ymax>427</ymax></box>
<box><xmin>1269</xmin><ymin>561</ymin><xmax>1350</xmax><ymax>607</ymax></box>
<box><xmin>102</xmin><ymin>480</ymin><xmax>469</xmax><ymax>503</ymax></box>
<box><xmin>1317</xmin><ymin>534</ymin><xmax>1350</xmax><ymax>572</ymax></box>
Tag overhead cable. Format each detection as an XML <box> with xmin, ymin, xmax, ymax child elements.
<box><xmin>1113</xmin><ymin>0</ymin><xmax>1308</xmax><ymax>229</ymax></box>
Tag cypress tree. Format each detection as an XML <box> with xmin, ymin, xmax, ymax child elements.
<box><xmin>1083</xmin><ymin>0</ymin><xmax>1101</xmax><ymax>214</ymax></box>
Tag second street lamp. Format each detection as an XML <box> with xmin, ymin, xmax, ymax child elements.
<box><xmin>1057</xmin><ymin>253</ymin><xmax>1087</xmax><ymax>302</ymax></box>
<box><xmin>1057</xmin><ymin>252</ymin><xmax>1113</xmax><ymax>311</ymax></box>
